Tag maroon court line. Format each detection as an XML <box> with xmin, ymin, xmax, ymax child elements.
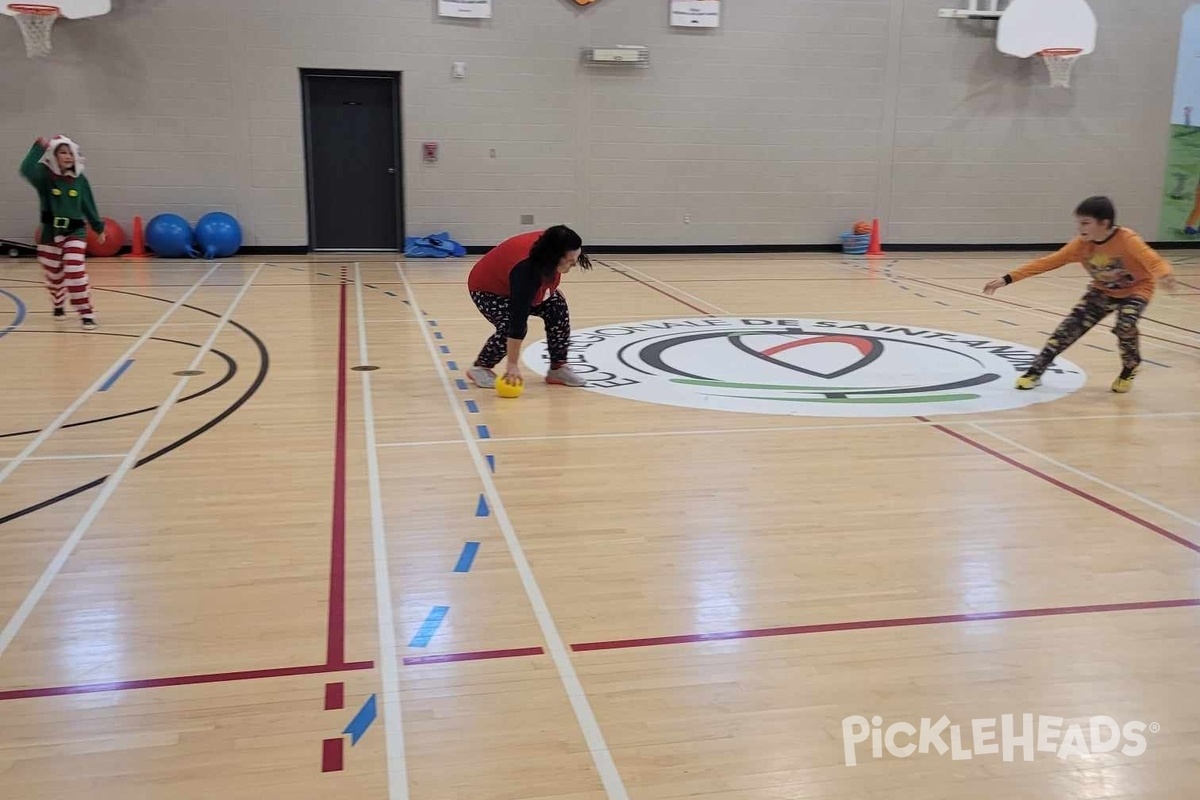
<box><xmin>0</xmin><ymin>660</ymin><xmax>375</xmax><ymax>702</ymax></box>
<box><xmin>402</xmin><ymin>646</ymin><xmax>545</xmax><ymax>666</ymax></box>
<box><xmin>327</xmin><ymin>279</ymin><xmax>349</xmax><ymax>667</ymax></box>
<box><xmin>917</xmin><ymin>416</ymin><xmax>1200</xmax><ymax>554</ymax></box>
<box><xmin>570</xmin><ymin>598</ymin><xmax>1200</xmax><ymax>652</ymax></box>
<box><xmin>610</xmin><ymin>263</ymin><xmax>1200</xmax><ymax>555</ymax></box>
<box><xmin>600</xmin><ymin>261</ymin><xmax>713</xmax><ymax>315</ymax></box>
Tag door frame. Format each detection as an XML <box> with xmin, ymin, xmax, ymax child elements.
<box><xmin>299</xmin><ymin>68</ymin><xmax>405</xmax><ymax>252</ymax></box>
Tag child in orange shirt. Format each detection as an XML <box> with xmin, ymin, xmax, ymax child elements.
<box><xmin>983</xmin><ymin>196</ymin><xmax>1176</xmax><ymax>393</ymax></box>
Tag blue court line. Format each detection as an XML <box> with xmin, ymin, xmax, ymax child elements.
<box><xmin>440</xmin><ymin>345</ymin><xmax>450</xmax><ymax>354</ymax></box>
<box><xmin>448</xmin><ymin>361</ymin><xmax>458</xmax><ymax>371</ymax></box>
<box><xmin>0</xmin><ymin>287</ymin><xmax>28</xmax><ymax>341</ymax></box>
<box><xmin>99</xmin><ymin>359</ymin><xmax>135</xmax><ymax>392</ymax></box>
<box><xmin>476</xmin><ymin>425</ymin><xmax>490</xmax><ymax>439</ymax></box>
<box><xmin>465</xmin><ymin>400</ymin><xmax>479</xmax><ymax>413</ymax></box>
<box><xmin>454</xmin><ymin>542</ymin><xmax>481</xmax><ymax>573</ymax></box>
<box><xmin>408</xmin><ymin>606</ymin><xmax>450</xmax><ymax>648</ymax></box>
<box><xmin>428</xmin><ymin>320</ymin><xmax>438</xmax><ymax>327</ymax></box>
<box><xmin>343</xmin><ymin>695</ymin><xmax>377</xmax><ymax>746</ymax></box>
<box><xmin>456</xmin><ymin>379</ymin><xmax>468</xmax><ymax>391</ymax></box>
<box><xmin>476</xmin><ymin>494</ymin><xmax>489</xmax><ymax>516</ymax></box>
<box><xmin>434</xmin><ymin>331</ymin><xmax>444</xmax><ymax>340</ymax></box>
<box><xmin>486</xmin><ymin>454</ymin><xmax>495</xmax><ymax>472</ymax></box>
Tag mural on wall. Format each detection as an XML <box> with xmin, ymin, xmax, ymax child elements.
<box><xmin>1160</xmin><ymin>3</ymin><xmax>1200</xmax><ymax>239</ymax></box>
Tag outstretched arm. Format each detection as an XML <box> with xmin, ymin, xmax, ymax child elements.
<box><xmin>19</xmin><ymin>138</ymin><xmax>48</xmax><ymax>188</ymax></box>
<box><xmin>984</xmin><ymin>239</ymin><xmax>1084</xmax><ymax>295</ymax></box>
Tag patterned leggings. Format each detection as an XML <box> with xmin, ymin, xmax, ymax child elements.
<box><xmin>1027</xmin><ymin>287</ymin><xmax>1147</xmax><ymax>376</ymax></box>
<box><xmin>471</xmin><ymin>290</ymin><xmax>571</xmax><ymax>369</ymax></box>
<box><xmin>37</xmin><ymin>234</ymin><xmax>94</xmax><ymax>318</ymax></box>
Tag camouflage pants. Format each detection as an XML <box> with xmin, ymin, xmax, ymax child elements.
<box><xmin>1027</xmin><ymin>287</ymin><xmax>1147</xmax><ymax>376</ymax></box>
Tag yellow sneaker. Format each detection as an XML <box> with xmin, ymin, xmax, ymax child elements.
<box><xmin>1014</xmin><ymin>374</ymin><xmax>1041</xmax><ymax>390</ymax></box>
<box><xmin>1111</xmin><ymin>366</ymin><xmax>1138</xmax><ymax>393</ymax></box>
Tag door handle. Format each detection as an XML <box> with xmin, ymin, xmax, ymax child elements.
<box><xmin>386</xmin><ymin>167</ymin><xmax>396</xmax><ymax>174</ymax></box>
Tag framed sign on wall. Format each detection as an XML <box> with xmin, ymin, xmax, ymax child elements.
<box><xmin>670</xmin><ymin>0</ymin><xmax>720</xmax><ymax>27</ymax></box>
<box><xmin>438</xmin><ymin>0</ymin><xmax>492</xmax><ymax>18</ymax></box>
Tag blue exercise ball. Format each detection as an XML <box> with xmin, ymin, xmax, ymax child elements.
<box><xmin>145</xmin><ymin>213</ymin><xmax>196</xmax><ymax>258</ymax></box>
<box><xmin>195</xmin><ymin>211</ymin><xmax>243</xmax><ymax>259</ymax></box>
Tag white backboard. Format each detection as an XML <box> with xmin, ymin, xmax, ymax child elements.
<box><xmin>996</xmin><ymin>0</ymin><xmax>1097</xmax><ymax>58</ymax></box>
<box><xmin>2</xmin><ymin>0</ymin><xmax>110</xmax><ymax>19</ymax></box>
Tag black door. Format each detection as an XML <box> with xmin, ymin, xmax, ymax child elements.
<box><xmin>301</xmin><ymin>70</ymin><xmax>403</xmax><ymax>251</ymax></box>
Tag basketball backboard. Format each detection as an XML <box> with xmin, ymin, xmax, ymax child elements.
<box><xmin>1</xmin><ymin>0</ymin><xmax>109</xmax><ymax>19</ymax></box>
<box><xmin>996</xmin><ymin>0</ymin><xmax>1096</xmax><ymax>58</ymax></box>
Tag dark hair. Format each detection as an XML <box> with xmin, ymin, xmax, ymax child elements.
<box><xmin>1075</xmin><ymin>196</ymin><xmax>1115</xmax><ymax>226</ymax></box>
<box><xmin>529</xmin><ymin>224</ymin><xmax>592</xmax><ymax>277</ymax></box>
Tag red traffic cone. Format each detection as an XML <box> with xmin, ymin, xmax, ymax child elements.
<box><xmin>130</xmin><ymin>215</ymin><xmax>146</xmax><ymax>257</ymax></box>
<box><xmin>867</xmin><ymin>217</ymin><xmax>885</xmax><ymax>257</ymax></box>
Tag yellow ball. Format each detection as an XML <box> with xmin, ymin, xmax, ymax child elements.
<box><xmin>496</xmin><ymin>376</ymin><xmax>524</xmax><ymax>398</ymax></box>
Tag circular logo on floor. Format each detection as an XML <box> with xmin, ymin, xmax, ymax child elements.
<box><xmin>521</xmin><ymin>317</ymin><xmax>1087</xmax><ymax>417</ymax></box>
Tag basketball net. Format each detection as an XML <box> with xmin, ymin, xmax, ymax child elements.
<box><xmin>1038</xmin><ymin>48</ymin><xmax>1083</xmax><ymax>88</ymax></box>
<box><xmin>8</xmin><ymin>4</ymin><xmax>59</xmax><ymax>58</ymax></box>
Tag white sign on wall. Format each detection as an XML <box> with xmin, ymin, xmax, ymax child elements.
<box><xmin>670</xmin><ymin>0</ymin><xmax>720</xmax><ymax>28</ymax></box>
<box><xmin>438</xmin><ymin>0</ymin><xmax>492</xmax><ymax>19</ymax></box>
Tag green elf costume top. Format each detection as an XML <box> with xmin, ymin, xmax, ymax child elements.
<box><xmin>19</xmin><ymin>135</ymin><xmax>106</xmax><ymax>244</ymax></box>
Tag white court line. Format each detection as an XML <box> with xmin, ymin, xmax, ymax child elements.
<box><xmin>374</xmin><ymin>409</ymin><xmax>1200</xmax><ymax>449</ymax></box>
<box><xmin>0</xmin><ymin>265</ymin><xmax>262</xmax><ymax>659</ymax></box>
<box><xmin>604</xmin><ymin>259</ymin><xmax>726</xmax><ymax>315</ymax></box>
<box><xmin>352</xmin><ymin>264</ymin><xmax>410</xmax><ymax>800</ymax></box>
<box><xmin>0</xmin><ymin>262</ymin><xmax>222</xmax><ymax>486</ymax></box>
<box><xmin>396</xmin><ymin>263</ymin><xmax>630</xmax><ymax>800</ymax></box>
<box><xmin>873</xmin><ymin>261</ymin><xmax>1200</xmax><ymax>359</ymax></box>
<box><xmin>968</xmin><ymin>422</ymin><xmax>1200</xmax><ymax>530</ymax></box>
<box><xmin>0</xmin><ymin>453</ymin><xmax>126</xmax><ymax>463</ymax></box>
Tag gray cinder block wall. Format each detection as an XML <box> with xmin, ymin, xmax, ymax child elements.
<box><xmin>0</xmin><ymin>0</ymin><xmax>1187</xmax><ymax>248</ymax></box>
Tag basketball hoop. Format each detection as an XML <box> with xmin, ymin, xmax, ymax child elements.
<box><xmin>7</xmin><ymin>3</ymin><xmax>59</xmax><ymax>58</ymax></box>
<box><xmin>1038</xmin><ymin>47</ymin><xmax>1083</xmax><ymax>88</ymax></box>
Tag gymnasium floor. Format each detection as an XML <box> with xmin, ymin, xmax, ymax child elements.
<box><xmin>1</xmin><ymin>250</ymin><xmax>1198</xmax><ymax>799</ymax></box>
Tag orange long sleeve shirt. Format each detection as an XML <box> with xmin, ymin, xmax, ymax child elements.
<box><xmin>1006</xmin><ymin>227</ymin><xmax>1172</xmax><ymax>301</ymax></box>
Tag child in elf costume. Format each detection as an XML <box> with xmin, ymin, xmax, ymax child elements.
<box><xmin>19</xmin><ymin>135</ymin><xmax>106</xmax><ymax>329</ymax></box>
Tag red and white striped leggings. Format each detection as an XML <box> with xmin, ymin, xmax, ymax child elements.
<box><xmin>37</xmin><ymin>235</ymin><xmax>94</xmax><ymax>318</ymax></box>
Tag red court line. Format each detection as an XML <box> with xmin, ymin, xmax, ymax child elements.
<box><xmin>324</xmin><ymin>681</ymin><xmax>345</xmax><ymax>710</ymax></box>
<box><xmin>322</xmin><ymin>737</ymin><xmax>344</xmax><ymax>772</ymax></box>
<box><xmin>402</xmin><ymin>646</ymin><xmax>544</xmax><ymax>665</ymax></box>
<box><xmin>602</xmin><ymin>262</ymin><xmax>712</xmax><ymax>315</ymax></box>
<box><xmin>917</xmin><ymin>416</ymin><xmax>1200</xmax><ymax>554</ymax></box>
<box><xmin>0</xmin><ymin>660</ymin><xmax>374</xmax><ymax>701</ymax></box>
<box><xmin>327</xmin><ymin>280</ymin><xmax>349</xmax><ymax>667</ymax></box>
<box><xmin>571</xmin><ymin>598</ymin><xmax>1200</xmax><ymax>652</ymax></box>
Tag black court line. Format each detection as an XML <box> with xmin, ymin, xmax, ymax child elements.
<box><xmin>0</xmin><ymin>288</ymin><xmax>269</xmax><ymax>526</ymax></box>
<box><xmin>1</xmin><ymin>331</ymin><xmax>237</xmax><ymax>440</ymax></box>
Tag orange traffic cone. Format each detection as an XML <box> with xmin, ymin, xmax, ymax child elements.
<box><xmin>867</xmin><ymin>217</ymin><xmax>885</xmax><ymax>257</ymax></box>
<box><xmin>130</xmin><ymin>215</ymin><xmax>146</xmax><ymax>257</ymax></box>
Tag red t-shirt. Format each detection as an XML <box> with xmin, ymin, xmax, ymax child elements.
<box><xmin>467</xmin><ymin>230</ymin><xmax>561</xmax><ymax>305</ymax></box>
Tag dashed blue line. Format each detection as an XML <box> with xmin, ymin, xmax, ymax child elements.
<box><xmin>408</xmin><ymin>606</ymin><xmax>449</xmax><ymax>648</ymax></box>
<box><xmin>465</xmin><ymin>400</ymin><xmax>479</xmax><ymax>413</ymax></box>
<box><xmin>428</xmin><ymin>320</ymin><xmax>438</xmax><ymax>327</ymax></box>
<box><xmin>454</xmin><ymin>542</ymin><xmax>480</xmax><ymax>573</ymax></box>
<box><xmin>486</xmin><ymin>455</ymin><xmax>495</xmax><ymax>472</ymax></box>
<box><xmin>434</xmin><ymin>331</ymin><xmax>444</xmax><ymax>340</ymax></box>
<box><xmin>440</xmin><ymin>345</ymin><xmax>450</xmax><ymax>354</ymax></box>
<box><xmin>447</xmin><ymin>361</ymin><xmax>458</xmax><ymax>371</ymax></box>
<box><xmin>476</xmin><ymin>494</ymin><xmax>490</xmax><ymax>516</ymax></box>
<box><xmin>476</xmin><ymin>425</ymin><xmax>490</xmax><ymax>439</ymax></box>
<box><xmin>99</xmin><ymin>359</ymin><xmax>135</xmax><ymax>392</ymax></box>
<box><xmin>456</xmin><ymin>379</ymin><xmax>468</xmax><ymax>390</ymax></box>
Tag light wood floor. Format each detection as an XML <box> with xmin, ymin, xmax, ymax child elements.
<box><xmin>1</xmin><ymin>251</ymin><xmax>1199</xmax><ymax>799</ymax></box>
